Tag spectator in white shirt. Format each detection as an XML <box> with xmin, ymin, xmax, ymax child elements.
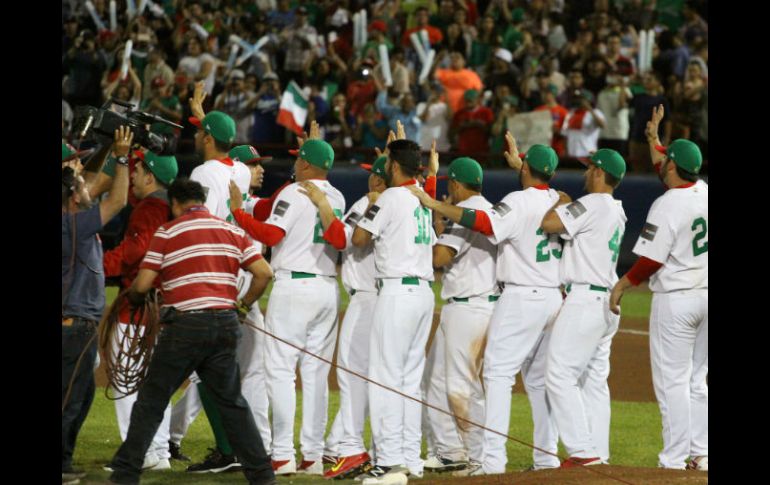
<box><xmin>561</xmin><ymin>89</ymin><xmax>606</xmax><ymax>158</ymax></box>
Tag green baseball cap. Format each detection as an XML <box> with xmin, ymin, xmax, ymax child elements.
<box><xmin>588</xmin><ymin>148</ymin><xmax>626</xmax><ymax>180</ymax></box>
<box><xmin>448</xmin><ymin>157</ymin><xmax>483</xmax><ymax>185</ymax></box>
<box><xmin>139</xmin><ymin>150</ymin><xmax>178</xmax><ymax>185</ymax></box>
<box><xmin>511</xmin><ymin>7</ymin><xmax>525</xmax><ymax>23</ymax></box>
<box><xmin>189</xmin><ymin>111</ymin><xmax>236</xmax><ymax>144</ymax></box>
<box><xmin>547</xmin><ymin>83</ymin><xmax>558</xmax><ymax>96</ymax></box>
<box><xmin>61</xmin><ymin>141</ymin><xmax>92</xmax><ymax>163</ymax></box>
<box><xmin>298</xmin><ymin>139</ymin><xmax>335</xmax><ymax>170</ymax></box>
<box><xmin>655</xmin><ymin>139</ymin><xmax>702</xmax><ymax>174</ymax></box>
<box><xmin>361</xmin><ymin>155</ymin><xmax>387</xmax><ymax>177</ymax></box>
<box><xmin>229</xmin><ymin>144</ymin><xmax>273</xmax><ymax>164</ymax></box>
<box><xmin>523</xmin><ymin>144</ymin><xmax>559</xmax><ymax>175</ymax></box>
<box><xmin>464</xmin><ymin>89</ymin><xmax>479</xmax><ymax>102</ymax></box>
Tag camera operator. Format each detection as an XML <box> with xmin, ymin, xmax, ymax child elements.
<box><xmin>62</xmin><ymin>127</ymin><xmax>133</xmax><ymax>483</ymax></box>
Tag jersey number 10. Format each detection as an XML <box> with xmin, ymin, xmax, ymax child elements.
<box><xmin>414</xmin><ymin>207</ymin><xmax>432</xmax><ymax>245</ymax></box>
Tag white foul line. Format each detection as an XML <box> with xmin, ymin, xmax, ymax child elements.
<box><xmin>618</xmin><ymin>328</ymin><xmax>650</xmax><ymax>336</ymax></box>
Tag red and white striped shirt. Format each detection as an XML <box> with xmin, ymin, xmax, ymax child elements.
<box><xmin>140</xmin><ymin>206</ymin><xmax>263</xmax><ymax>311</ymax></box>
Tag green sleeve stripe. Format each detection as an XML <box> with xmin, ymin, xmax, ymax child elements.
<box><xmin>459</xmin><ymin>208</ymin><xmax>477</xmax><ymax>229</ymax></box>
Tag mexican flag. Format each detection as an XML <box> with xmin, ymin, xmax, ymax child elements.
<box><xmin>276</xmin><ymin>81</ymin><xmax>308</xmax><ymax>135</ymax></box>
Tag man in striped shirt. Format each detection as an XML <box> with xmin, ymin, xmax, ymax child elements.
<box><xmin>106</xmin><ymin>178</ymin><xmax>276</xmax><ymax>485</ymax></box>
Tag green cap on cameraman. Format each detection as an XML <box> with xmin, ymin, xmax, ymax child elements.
<box><xmin>142</xmin><ymin>151</ymin><xmax>179</xmax><ymax>185</ymax></box>
<box><xmin>448</xmin><ymin>157</ymin><xmax>483</xmax><ymax>185</ymax></box>
<box><xmin>589</xmin><ymin>148</ymin><xmax>626</xmax><ymax>180</ymax></box>
<box><xmin>298</xmin><ymin>139</ymin><xmax>335</xmax><ymax>170</ymax></box>
<box><xmin>655</xmin><ymin>139</ymin><xmax>702</xmax><ymax>174</ymax></box>
<box><xmin>189</xmin><ymin>111</ymin><xmax>236</xmax><ymax>144</ymax></box>
<box><xmin>523</xmin><ymin>144</ymin><xmax>559</xmax><ymax>175</ymax></box>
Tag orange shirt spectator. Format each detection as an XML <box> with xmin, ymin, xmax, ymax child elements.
<box><xmin>435</xmin><ymin>52</ymin><xmax>483</xmax><ymax>113</ymax></box>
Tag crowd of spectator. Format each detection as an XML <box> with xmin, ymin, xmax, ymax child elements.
<box><xmin>62</xmin><ymin>0</ymin><xmax>708</xmax><ymax>172</ymax></box>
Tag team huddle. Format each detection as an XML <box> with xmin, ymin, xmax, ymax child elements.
<box><xmin>63</xmin><ymin>85</ymin><xmax>707</xmax><ymax>485</ymax></box>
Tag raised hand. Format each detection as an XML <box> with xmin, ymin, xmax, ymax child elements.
<box><xmin>113</xmin><ymin>126</ymin><xmax>135</xmax><ymax>157</ymax></box>
<box><xmin>309</xmin><ymin>120</ymin><xmax>321</xmax><ymax>140</ymax></box>
<box><xmin>189</xmin><ymin>81</ymin><xmax>207</xmax><ymax>120</ymax></box>
<box><xmin>428</xmin><ymin>139</ymin><xmax>439</xmax><ymax>177</ymax></box>
<box><xmin>645</xmin><ymin>104</ymin><xmax>665</xmax><ymax>143</ymax></box>
<box><xmin>503</xmin><ymin>131</ymin><xmax>523</xmax><ymax>172</ymax></box>
<box><xmin>396</xmin><ymin>120</ymin><xmax>406</xmax><ymax>140</ymax></box>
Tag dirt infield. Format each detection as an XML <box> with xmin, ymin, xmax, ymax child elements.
<box><xmin>95</xmin><ymin>313</ymin><xmax>655</xmax><ymax>402</ymax></box>
<box><xmin>419</xmin><ymin>466</ymin><xmax>707</xmax><ymax>485</ymax></box>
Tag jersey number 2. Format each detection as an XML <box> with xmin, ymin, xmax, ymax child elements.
<box><xmin>414</xmin><ymin>207</ymin><xmax>432</xmax><ymax>245</ymax></box>
<box><xmin>536</xmin><ymin>228</ymin><xmax>562</xmax><ymax>262</ymax></box>
<box><xmin>313</xmin><ymin>209</ymin><xmax>344</xmax><ymax>243</ymax></box>
<box><xmin>691</xmin><ymin>217</ymin><xmax>708</xmax><ymax>256</ymax></box>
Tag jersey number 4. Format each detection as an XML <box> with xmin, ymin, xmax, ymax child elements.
<box><xmin>313</xmin><ymin>209</ymin><xmax>344</xmax><ymax>243</ymax></box>
<box><xmin>536</xmin><ymin>228</ymin><xmax>562</xmax><ymax>262</ymax></box>
<box><xmin>691</xmin><ymin>217</ymin><xmax>708</xmax><ymax>256</ymax></box>
<box><xmin>608</xmin><ymin>227</ymin><xmax>624</xmax><ymax>263</ymax></box>
<box><xmin>414</xmin><ymin>207</ymin><xmax>432</xmax><ymax>245</ymax></box>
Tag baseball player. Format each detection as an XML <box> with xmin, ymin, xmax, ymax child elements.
<box><xmin>102</xmin><ymin>150</ymin><xmax>179</xmax><ymax>472</ymax></box>
<box><xmin>420</xmin><ymin>156</ymin><xmax>498</xmax><ymax>473</ymax></box>
<box><xmin>352</xmin><ymin>139</ymin><xmax>436</xmax><ymax>484</ymax></box>
<box><xmin>610</xmin><ymin>114</ymin><xmax>708</xmax><ymax>470</ymax></box>
<box><xmin>321</xmin><ymin>156</ymin><xmax>389</xmax><ymax>479</ymax></box>
<box><xmin>230</xmin><ymin>137</ymin><xmax>346</xmax><ymax>476</ymax></box>
<box><xmin>409</xmin><ymin>137</ymin><xmax>565</xmax><ymax>475</ymax></box>
<box><xmin>540</xmin><ymin>148</ymin><xmax>628</xmax><ymax>467</ymax></box>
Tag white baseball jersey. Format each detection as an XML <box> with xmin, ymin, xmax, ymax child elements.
<box><xmin>555</xmin><ymin>193</ymin><xmax>627</xmax><ymax>288</ymax></box>
<box><xmin>437</xmin><ymin>195</ymin><xmax>497</xmax><ymax>299</ymax></box>
<box><xmin>485</xmin><ymin>187</ymin><xmax>563</xmax><ymax>287</ymax></box>
<box><xmin>340</xmin><ymin>195</ymin><xmax>377</xmax><ymax>293</ymax></box>
<box><xmin>241</xmin><ymin>194</ymin><xmax>265</xmax><ymax>253</ymax></box>
<box><xmin>190</xmin><ymin>158</ymin><xmax>251</xmax><ymax>222</ymax></box>
<box><xmin>632</xmin><ymin>180</ymin><xmax>708</xmax><ymax>292</ymax></box>
<box><xmin>356</xmin><ymin>184</ymin><xmax>435</xmax><ymax>281</ymax></box>
<box><xmin>267</xmin><ymin>180</ymin><xmax>346</xmax><ymax>276</ymax></box>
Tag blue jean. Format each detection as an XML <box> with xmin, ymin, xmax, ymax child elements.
<box><xmin>62</xmin><ymin>318</ymin><xmax>98</xmax><ymax>471</ymax></box>
<box><xmin>108</xmin><ymin>310</ymin><xmax>274</xmax><ymax>484</ymax></box>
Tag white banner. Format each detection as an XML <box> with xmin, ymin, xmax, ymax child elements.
<box><xmin>505</xmin><ymin>111</ymin><xmax>553</xmax><ymax>153</ymax></box>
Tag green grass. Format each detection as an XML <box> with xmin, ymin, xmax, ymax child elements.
<box><xmin>74</xmin><ymin>391</ymin><xmax>662</xmax><ymax>483</ymax></box>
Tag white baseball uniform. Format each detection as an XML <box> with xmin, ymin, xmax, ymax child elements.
<box><xmin>546</xmin><ymin>193</ymin><xmax>627</xmax><ymax>460</ymax></box>
<box><xmin>325</xmin><ymin>195</ymin><xmax>379</xmax><ymax>458</ymax></box>
<box><xmin>356</xmin><ymin>183</ymin><xmax>436</xmax><ymax>474</ymax></box>
<box><xmin>423</xmin><ymin>195</ymin><xmax>497</xmax><ymax>464</ymax></box>
<box><xmin>632</xmin><ymin>180</ymin><xmax>708</xmax><ymax>469</ymax></box>
<box><xmin>478</xmin><ymin>186</ymin><xmax>564</xmax><ymax>473</ymax></box>
<box><xmin>264</xmin><ymin>180</ymin><xmax>346</xmax><ymax>462</ymax></box>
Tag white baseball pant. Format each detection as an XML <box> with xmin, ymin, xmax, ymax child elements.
<box><xmin>650</xmin><ymin>289</ymin><xmax>708</xmax><ymax>469</ymax></box>
<box><xmin>546</xmin><ymin>285</ymin><xmax>620</xmax><ymax>459</ymax></box>
<box><xmin>368</xmin><ymin>278</ymin><xmax>434</xmax><ymax>474</ymax></box>
<box><xmin>265</xmin><ymin>273</ymin><xmax>339</xmax><ymax>462</ymax></box>
<box><xmin>424</xmin><ymin>298</ymin><xmax>495</xmax><ymax>463</ymax></box>
<box><xmin>481</xmin><ymin>286</ymin><xmax>562</xmax><ymax>473</ymax></box>
<box><xmin>111</xmin><ymin>321</ymin><xmax>171</xmax><ymax>461</ymax></box>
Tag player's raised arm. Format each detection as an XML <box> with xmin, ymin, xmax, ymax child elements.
<box><xmin>299</xmin><ymin>181</ymin><xmax>347</xmax><ymax>250</ymax></box>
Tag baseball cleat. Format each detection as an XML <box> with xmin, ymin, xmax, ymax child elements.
<box><xmin>686</xmin><ymin>456</ymin><xmax>708</xmax><ymax>471</ymax></box>
<box><xmin>169</xmin><ymin>441</ymin><xmax>191</xmax><ymax>461</ymax></box>
<box><xmin>423</xmin><ymin>454</ymin><xmax>468</xmax><ymax>473</ymax></box>
<box><xmin>272</xmin><ymin>457</ymin><xmax>297</xmax><ymax>475</ymax></box>
<box><xmin>560</xmin><ymin>456</ymin><xmax>602</xmax><ymax>468</ymax></box>
<box><xmin>186</xmin><ymin>448</ymin><xmax>242</xmax><ymax>473</ymax></box>
<box><xmin>297</xmin><ymin>459</ymin><xmax>323</xmax><ymax>475</ymax></box>
<box><xmin>452</xmin><ymin>460</ymin><xmax>482</xmax><ymax>477</ymax></box>
<box><xmin>324</xmin><ymin>452</ymin><xmax>372</xmax><ymax>479</ymax></box>
<box><xmin>323</xmin><ymin>454</ymin><xmax>340</xmax><ymax>464</ymax></box>
<box><xmin>62</xmin><ymin>469</ymin><xmax>87</xmax><ymax>481</ymax></box>
<box><xmin>362</xmin><ymin>468</ymin><xmax>409</xmax><ymax>485</ymax></box>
